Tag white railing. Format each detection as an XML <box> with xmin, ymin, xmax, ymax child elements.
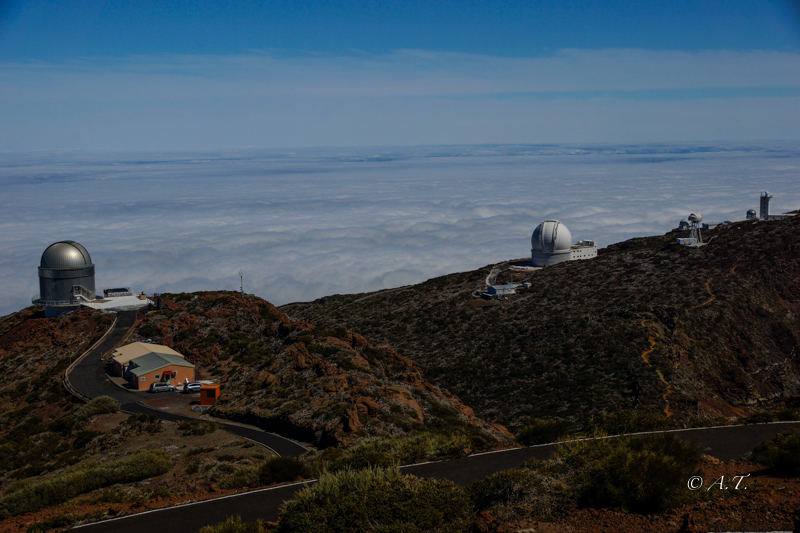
<box><xmin>32</xmin><ymin>296</ymin><xmax>78</xmax><ymax>307</ymax></box>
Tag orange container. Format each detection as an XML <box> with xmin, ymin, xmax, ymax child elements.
<box><xmin>200</xmin><ymin>384</ymin><xmax>220</xmax><ymax>406</ymax></box>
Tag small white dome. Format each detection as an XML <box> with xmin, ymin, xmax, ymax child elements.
<box><xmin>531</xmin><ymin>220</ymin><xmax>572</xmax><ymax>252</ymax></box>
<box><xmin>688</xmin><ymin>213</ymin><xmax>702</xmax><ymax>223</ymax></box>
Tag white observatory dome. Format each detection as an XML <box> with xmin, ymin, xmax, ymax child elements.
<box><xmin>688</xmin><ymin>213</ymin><xmax>702</xmax><ymax>223</ymax></box>
<box><xmin>531</xmin><ymin>220</ymin><xmax>572</xmax><ymax>253</ymax></box>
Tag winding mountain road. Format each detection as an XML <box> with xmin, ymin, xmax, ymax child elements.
<box><xmin>66</xmin><ymin>311</ymin><xmax>800</xmax><ymax>532</ymax></box>
<box><xmin>66</xmin><ymin>310</ymin><xmax>308</xmax><ymax>457</ymax></box>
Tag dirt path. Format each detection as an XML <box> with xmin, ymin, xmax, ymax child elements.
<box><xmin>640</xmin><ymin>322</ymin><xmax>673</xmax><ymax>417</ymax></box>
<box><xmin>694</xmin><ymin>264</ymin><xmax>739</xmax><ymax>309</ymax></box>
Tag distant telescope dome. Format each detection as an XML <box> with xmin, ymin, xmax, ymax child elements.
<box><xmin>746</xmin><ymin>209</ymin><xmax>757</xmax><ymax>220</ymax></box>
<box><xmin>531</xmin><ymin>220</ymin><xmax>572</xmax><ymax>253</ymax></box>
<box><xmin>688</xmin><ymin>213</ymin><xmax>702</xmax><ymax>223</ymax></box>
<box><xmin>40</xmin><ymin>241</ymin><xmax>93</xmax><ymax>269</ymax></box>
<box><xmin>679</xmin><ymin>219</ymin><xmax>690</xmax><ymax>228</ymax></box>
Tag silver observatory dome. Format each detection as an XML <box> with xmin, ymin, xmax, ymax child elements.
<box><xmin>40</xmin><ymin>241</ymin><xmax>93</xmax><ymax>269</ymax></box>
<box><xmin>531</xmin><ymin>220</ymin><xmax>573</xmax><ymax>252</ymax></box>
<box><xmin>35</xmin><ymin>240</ymin><xmax>96</xmax><ymax>315</ymax></box>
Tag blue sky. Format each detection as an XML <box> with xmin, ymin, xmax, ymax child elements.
<box><xmin>0</xmin><ymin>1</ymin><xmax>799</xmax><ymax>148</ymax></box>
<box><xmin>2</xmin><ymin>1</ymin><xmax>799</xmax><ymax>59</ymax></box>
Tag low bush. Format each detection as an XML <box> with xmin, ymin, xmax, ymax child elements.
<box><xmin>0</xmin><ymin>450</ymin><xmax>172</xmax><ymax>517</ymax></box>
<box><xmin>744</xmin><ymin>412</ymin><xmax>777</xmax><ymax>424</ymax></box>
<box><xmin>74</xmin><ymin>396</ymin><xmax>120</xmax><ymax>419</ymax></box>
<box><xmin>122</xmin><ymin>413</ymin><xmax>163</xmax><ymax>434</ymax></box>
<box><xmin>516</xmin><ymin>419</ymin><xmax>571</xmax><ymax>445</ymax></box>
<box><xmin>277</xmin><ymin>466</ymin><xmax>472</xmax><ymax>533</ymax></box>
<box><xmin>199</xmin><ymin>516</ymin><xmax>271</xmax><ymax>533</ymax></box>
<box><xmin>178</xmin><ymin>420</ymin><xmax>218</xmax><ymax>436</ymax></box>
<box><xmin>258</xmin><ymin>456</ymin><xmax>312</xmax><ymax>485</ymax></box>
<box><xmin>588</xmin><ymin>410</ymin><xmax>676</xmax><ymax>435</ymax></box>
<box><xmin>777</xmin><ymin>408</ymin><xmax>800</xmax><ymax>421</ymax></box>
<box><xmin>188</xmin><ymin>446</ymin><xmax>217</xmax><ymax>456</ymax></box>
<box><xmin>556</xmin><ymin>433</ymin><xmax>701</xmax><ymax>513</ymax></box>
<box><xmin>316</xmin><ymin>432</ymin><xmax>472</xmax><ymax>473</ymax></box>
<box><xmin>751</xmin><ymin>429</ymin><xmax>800</xmax><ymax>473</ymax></box>
<box><xmin>220</xmin><ymin>466</ymin><xmax>260</xmax><ymax>490</ymax></box>
<box><xmin>72</xmin><ymin>430</ymin><xmax>102</xmax><ymax>449</ymax></box>
<box><xmin>470</xmin><ymin>468</ymin><xmax>572</xmax><ymax>520</ymax></box>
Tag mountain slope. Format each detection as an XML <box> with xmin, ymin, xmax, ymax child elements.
<box><xmin>136</xmin><ymin>292</ymin><xmax>511</xmax><ymax>448</ymax></box>
<box><xmin>285</xmin><ymin>216</ymin><xmax>800</xmax><ymax>429</ymax></box>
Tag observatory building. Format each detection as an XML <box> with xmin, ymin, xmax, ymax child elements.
<box><xmin>33</xmin><ymin>241</ymin><xmax>96</xmax><ymax>317</ymax></box>
<box><xmin>530</xmin><ymin>220</ymin><xmax>597</xmax><ymax>267</ymax></box>
<box><xmin>759</xmin><ymin>191</ymin><xmax>795</xmax><ymax>221</ymax></box>
<box><xmin>674</xmin><ymin>191</ymin><xmax>796</xmax><ymax>235</ymax></box>
<box><xmin>32</xmin><ymin>240</ymin><xmax>151</xmax><ymax>316</ymax></box>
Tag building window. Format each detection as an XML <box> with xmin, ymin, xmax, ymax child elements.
<box><xmin>140</xmin><ymin>377</ymin><xmax>145</xmax><ymax>382</ymax></box>
<box><xmin>154</xmin><ymin>374</ymin><xmax>160</xmax><ymax>380</ymax></box>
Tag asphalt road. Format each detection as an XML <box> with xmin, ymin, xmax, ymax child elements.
<box><xmin>66</xmin><ymin>310</ymin><xmax>309</xmax><ymax>457</ymax></box>
<box><xmin>73</xmin><ymin>421</ymin><xmax>800</xmax><ymax>532</ymax></box>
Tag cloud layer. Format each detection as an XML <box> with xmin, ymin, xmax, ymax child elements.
<box><xmin>2</xmin><ymin>144</ymin><xmax>799</xmax><ymax>316</ymax></box>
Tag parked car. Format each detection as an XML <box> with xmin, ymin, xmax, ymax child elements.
<box><xmin>149</xmin><ymin>382</ymin><xmax>177</xmax><ymax>393</ymax></box>
<box><xmin>183</xmin><ymin>382</ymin><xmax>203</xmax><ymax>393</ymax></box>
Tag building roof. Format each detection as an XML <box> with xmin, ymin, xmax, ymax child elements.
<box><xmin>40</xmin><ymin>241</ymin><xmax>93</xmax><ymax>269</ymax></box>
<box><xmin>112</xmin><ymin>342</ymin><xmax>184</xmax><ymax>365</ymax></box>
<box><xmin>128</xmin><ymin>352</ymin><xmax>195</xmax><ymax>377</ymax></box>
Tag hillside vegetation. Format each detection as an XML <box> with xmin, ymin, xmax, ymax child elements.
<box><xmin>285</xmin><ymin>216</ymin><xmax>800</xmax><ymax>429</ymax></box>
<box><xmin>136</xmin><ymin>293</ymin><xmax>510</xmax><ymax>448</ymax></box>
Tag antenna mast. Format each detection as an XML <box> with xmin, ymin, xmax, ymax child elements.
<box><xmin>239</xmin><ymin>270</ymin><xmax>244</xmax><ymax>295</ymax></box>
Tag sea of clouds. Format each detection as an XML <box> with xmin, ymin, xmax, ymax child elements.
<box><xmin>1</xmin><ymin>143</ymin><xmax>799</xmax><ymax>316</ymax></box>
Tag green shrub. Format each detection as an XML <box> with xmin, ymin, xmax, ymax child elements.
<box><xmin>199</xmin><ymin>516</ymin><xmax>270</xmax><ymax>533</ymax></box>
<box><xmin>316</xmin><ymin>433</ymin><xmax>472</xmax><ymax>473</ymax></box>
<box><xmin>123</xmin><ymin>413</ymin><xmax>163</xmax><ymax>434</ymax></box>
<box><xmin>258</xmin><ymin>457</ymin><xmax>312</xmax><ymax>485</ymax></box>
<box><xmin>744</xmin><ymin>412</ymin><xmax>777</xmax><ymax>424</ymax></box>
<box><xmin>220</xmin><ymin>466</ymin><xmax>260</xmax><ymax>490</ymax></box>
<box><xmin>186</xmin><ymin>461</ymin><xmax>201</xmax><ymax>475</ymax></box>
<box><xmin>777</xmin><ymin>408</ymin><xmax>800</xmax><ymax>421</ymax></box>
<box><xmin>556</xmin><ymin>433</ymin><xmax>701</xmax><ymax>513</ymax></box>
<box><xmin>0</xmin><ymin>450</ymin><xmax>172</xmax><ymax>517</ymax></box>
<box><xmin>188</xmin><ymin>446</ymin><xmax>217</xmax><ymax>456</ymax></box>
<box><xmin>751</xmin><ymin>429</ymin><xmax>800</xmax><ymax>472</ymax></box>
<box><xmin>72</xmin><ymin>430</ymin><xmax>102</xmax><ymax>449</ymax></box>
<box><xmin>178</xmin><ymin>420</ymin><xmax>218</xmax><ymax>436</ymax></box>
<box><xmin>470</xmin><ymin>468</ymin><xmax>572</xmax><ymax>520</ymax></box>
<box><xmin>588</xmin><ymin>410</ymin><xmax>676</xmax><ymax>435</ymax></box>
<box><xmin>516</xmin><ymin>419</ymin><xmax>571</xmax><ymax>445</ymax></box>
<box><xmin>277</xmin><ymin>467</ymin><xmax>472</xmax><ymax>533</ymax></box>
<box><xmin>74</xmin><ymin>396</ymin><xmax>120</xmax><ymax>419</ymax></box>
